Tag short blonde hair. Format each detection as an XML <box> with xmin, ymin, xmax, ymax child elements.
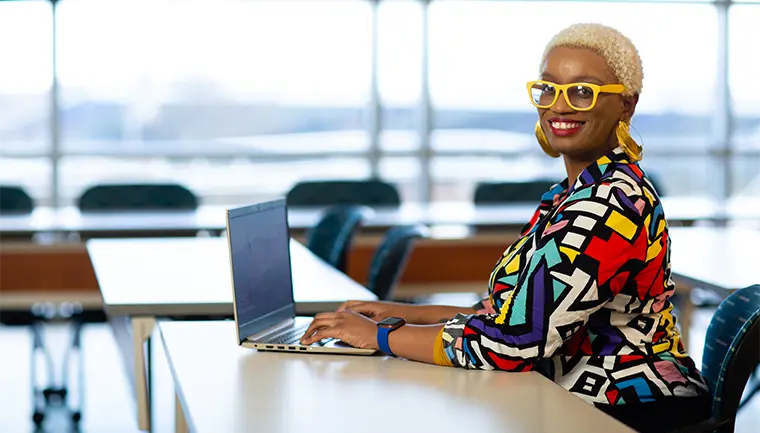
<box><xmin>539</xmin><ymin>23</ymin><xmax>643</xmax><ymax>96</ymax></box>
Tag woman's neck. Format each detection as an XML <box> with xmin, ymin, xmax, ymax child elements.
<box><xmin>562</xmin><ymin>145</ymin><xmax>613</xmax><ymax>187</ymax></box>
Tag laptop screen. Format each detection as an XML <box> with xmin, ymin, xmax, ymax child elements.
<box><xmin>227</xmin><ymin>199</ymin><xmax>295</xmax><ymax>343</ymax></box>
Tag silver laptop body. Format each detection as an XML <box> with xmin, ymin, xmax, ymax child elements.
<box><xmin>225</xmin><ymin>198</ymin><xmax>375</xmax><ymax>355</ymax></box>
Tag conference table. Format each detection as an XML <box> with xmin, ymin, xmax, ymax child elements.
<box><xmin>87</xmin><ymin>237</ymin><xmax>377</xmax><ymax>432</ymax></box>
<box><xmin>88</xmin><ymin>226</ymin><xmax>759</xmax><ymax>431</ymax></box>
<box><xmin>3</xmin><ymin>196</ymin><xmax>757</xmax><ymax>239</ymax></box>
<box><xmin>159</xmin><ymin>320</ymin><xmax>635</xmax><ymax>433</ymax></box>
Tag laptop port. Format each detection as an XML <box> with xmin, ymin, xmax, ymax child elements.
<box><xmin>299</xmin><ymin>347</ymin><xmax>307</xmax><ymax>351</ymax></box>
<box><xmin>266</xmin><ymin>345</ymin><xmax>274</xmax><ymax>349</ymax></box>
<box><xmin>288</xmin><ymin>347</ymin><xmax>295</xmax><ymax>350</ymax></box>
<box><xmin>277</xmin><ymin>346</ymin><xmax>285</xmax><ymax>350</ymax></box>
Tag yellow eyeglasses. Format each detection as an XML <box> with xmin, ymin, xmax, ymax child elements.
<box><xmin>526</xmin><ymin>80</ymin><xmax>626</xmax><ymax>111</ymax></box>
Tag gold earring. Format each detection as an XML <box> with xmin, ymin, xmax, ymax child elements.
<box><xmin>616</xmin><ymin>121</ymin><xmax>643</xmax><ymax>162</ymax></box>
<box><xmin>535</xmin><ymin>120</ymin><xmax>560</xmax><ymax>158</ymax></box>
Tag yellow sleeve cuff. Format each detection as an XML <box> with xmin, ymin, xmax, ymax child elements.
<box><xmin>433</xmin><ymin>326</ymin><xmax>454</xmax><ymax>367</ymax></box>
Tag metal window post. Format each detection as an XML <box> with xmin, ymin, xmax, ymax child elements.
<box><xmin>417</xmin><ymin>0</ymin><xmax>432</xmax><ymax>203</ymax></box>
<box><xmin>368</xmin><ymin>0</ymin><xmax>382</xmax><ymax>179</ymax></box>
<box><xmin>715</xmin><ymin>0</ymin><xmax>733</xmax><ymax>203</ymax></box>
<box><xmin>50</xmin><ymin>0</ymin><xmax>61</xmax><ymax>208</ymax></box>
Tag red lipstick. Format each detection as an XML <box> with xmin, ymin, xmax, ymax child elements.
<box><xmin>548</xmin><ymin>118</ymin><xmax>585</xmax><ymax>137</ymax></box>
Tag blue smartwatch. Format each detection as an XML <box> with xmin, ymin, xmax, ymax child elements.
<box><xmin>377</xmin><ymin>317</ymin><xmax>406</xmax><ymax>357</ymax></box>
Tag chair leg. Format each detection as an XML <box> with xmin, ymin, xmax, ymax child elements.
<box><xmin>30</xmin><ymin>322</ymin><xmax>47</xmax><ymax>429</ymax></box>
<box><xmin>62</xmin><ymin>317</ymin><xmax>84</xmax><ymax>425</ymax></box>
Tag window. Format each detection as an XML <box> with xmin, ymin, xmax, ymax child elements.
<box><xmin>431</xmin><ymin>155</ymin><xmax>565</xmax><ymax>202</ymax></box>
<box><xmin>731</xmin><ymin>157</ymin><xmax>760</xmax><ymax>200</ymax></box>
<box><xmin>729</xmin><ymin>4</ymin><xmax>760</xmax><ymax>153</ymax></box>
<box><xmin>56</xmin><ymin>0</ymin><xmax>372</xmax><ymax>205</ymax></box>
<box><xmin>378</xmin><ymin>0</ymin><xmax>423</xmax><ymax>152</ymax></box>
<box><xmin>427</xmin><ymin>1</ymin><xmax>718</xmax><ymax>202</ymax></box>
<box><xmin>0</xmin><ymin>0</ymin><xmax>52</xmax><ymax>205</ymax></box>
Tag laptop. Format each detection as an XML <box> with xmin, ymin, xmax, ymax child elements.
<box><xmin>225</xmin><ymin>198</ymin><xmax>376</xmax><ymax>355</ymax></box>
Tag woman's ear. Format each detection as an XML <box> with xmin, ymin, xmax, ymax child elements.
<box><xmin>621</xmin><ymin>93</ymin><xmax>639</xmax><ymax>122</ymax></box>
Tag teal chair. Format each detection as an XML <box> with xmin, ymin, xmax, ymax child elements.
<box><xmin>0</xmin><ymin>185</ymin><xmax>34</xmax><ymax>214</ymax></box>
<box><xmin>77</xmin><ymin>182</ymin><xmax>198</xmax><ymax>212</ymax></box>
<box><xmin>287</xmin><ymin>179</ymin><xmax>401</xmax><ymax>208</ymax></box>
<box><xmin>673</xmin><ymin>284</ymin><xmax>760</xmax><ymax>432</ymax></box>
<box><xmin>473</xmin><ymin>180</ymin><xmax>558</xmax><ymax>204</ymax></box>
<box><xmin>306</xmin><ymin>205</ymin><xmax>367</xmax><ymax>273</ymax></box>
<box><xmin>367</xmin><ymin>225</ymin><xmax>428</xmax><ymax>301</ymax></box>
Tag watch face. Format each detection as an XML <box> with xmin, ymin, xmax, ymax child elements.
<box><xmin>379</xmin><ymin>317</ymin><xmax>405</xmax><ymax>328</ymax></box>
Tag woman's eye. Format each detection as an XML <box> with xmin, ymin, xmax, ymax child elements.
<box><xmin>575</xmin><ymin>86</ymin><xmax>593</xmax><ymax>98</ymax></box>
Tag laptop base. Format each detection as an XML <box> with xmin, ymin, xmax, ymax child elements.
<box><xmin>242</xmin><ymin>340</ymin><xmax>376</xmax><ymax>355</ymax></box>
<box><xmin>241</xmin><ymin>316</ymin><xmax>376</xmax><ymax>355</ymax></box>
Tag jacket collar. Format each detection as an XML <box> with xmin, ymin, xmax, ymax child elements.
<box><xmin>541</xmin><ymin>146</ymin><xmax>633</xmax><ymax>206</ymax></box>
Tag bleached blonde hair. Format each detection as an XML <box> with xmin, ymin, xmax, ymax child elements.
<box><xmin>539</xmin><ymin>23</ymin><xmax>643</xmax><ymax>96</ymax></box>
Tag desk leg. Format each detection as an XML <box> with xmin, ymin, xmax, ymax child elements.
<box><xmin>679</xmin><ymin>293</ymin><xmax>694</xmax><ymax>352</ymax></box>
<box><xmin>132</xmin><ymin>317</ymin><xmax>156</xmax><ymax>431</ymax></box>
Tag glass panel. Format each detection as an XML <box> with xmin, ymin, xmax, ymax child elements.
<box><xmin>428</xmin><ymin>1</ymin><xmax>718</xmax><ymax>161</ymax></box>
<box><xmin>729</xmin><ymin>5</ymin><xmax>760</xmax><ymax>150</ymax></box>
<box><xmin>0</xmin><ymin>158</ymin><xmax>52</xmax><ymax>207</ymax></box>
<box><xmin>378</xmin><ymin>0</ymin><xmax>422</xmax><ymax>151</ymax></box>
<box><xmin>731</xmin><ymin>156</ymin><xmax>760</xmax><ymax>200</ymax></box>
<box><xmin>431</xmin><ymin>154</ymin><xmax>717</xmax><ymax>203</ymax></box>
<box><xmin>431</xmin><ymin>155</ymin><xmax>566</xmax><ymax>202</ymax></box>
<box><xmin>379</xmin><ymin>157</ymin><xmax>422</xmax><ymax>202</ymax></box>
<box><xmin>0</xmin><ymin>0</ymin><xmax>52</xmax><ymax>156</ymax></box>
<box><xmin>56</xmin><ymin>0</ymin><xmax>372</xmax><ymax>156</ymax></box>
<box><xmin>638</xmin><ymin>156</ymin><xmax>719</xmax><ymax>199</ymax></box>
<box><xmin>59</xmin><ymin>157</ymin><xmax>371</xmax><ymax>207</ymax></box>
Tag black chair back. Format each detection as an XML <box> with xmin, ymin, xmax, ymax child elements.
<box><xmin>474</xmin><ymin>180</ymin><xmax>558</xmax><ymax>204</ymax></box>
<box><xmin>0</xmin><ymin>185</ymin><xmax>34</xmax><ymax>214</ymax></box>
<box><xmin>367</xmin><ymin>225</ymin><xmax>427</xmax><ymax>301</ymax></box>
<box><xmin>306</xmin><ymin>205</ymin><xmax>367</xmax><ymax>273</ymax></box>
<box><xmin>77</xmin><ymin>183</ymin><xmax>198</xmax><ymax>212</ymax></box>
<box><xmin>287</xmin><ymin>179</ymin><xmax>400</xmax><ymax>208</ymax></box>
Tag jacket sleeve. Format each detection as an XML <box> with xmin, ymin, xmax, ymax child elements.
<box><xmin>441</xmin><ymin>183</ymin><xmax>652</xmax><ymax>371</ymax></box>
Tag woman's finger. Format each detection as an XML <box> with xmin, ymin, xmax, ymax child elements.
<box><xmin>337</xmin><ymin>300</ymin><xmax>364</xmax><ymax>312</ymax></box>
<box><xmin>301</xmin><ymin>317</ymin><xmax>335</xmax><ymax>341</ymax></box>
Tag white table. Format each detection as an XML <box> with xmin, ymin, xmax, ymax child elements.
<box><xmin>87</xmin><ymin>237</ymin><xmax>377</xmax><ymax>431</ymax></box>
<box><xmin>669</xmin><ymin>226</ymin><xmax>759</xmax><ymax>292</ymax></box>
<box><xmin>159</xmin><ymin>320</ymin><xmax>635</xmax><ymax>433</ymax></box>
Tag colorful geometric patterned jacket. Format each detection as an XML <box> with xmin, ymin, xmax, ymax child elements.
<box><xmin>440</xmin><ymin>146</ymin><xmax>709</xmax><ymax>405</ymax></box>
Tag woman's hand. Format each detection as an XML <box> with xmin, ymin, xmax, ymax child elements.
<box><xmin>337</xmin><ymin>300</ymin><xmax>478</xmax><ymax>325</ymax></box>
<box><xmin>299</xmin><ymin>310</ymin><xmax>379</xmax><ymax>349</ymax></box>
<box><xmin>337</xmin><ymin>300</ymin><xmax>418</xmax><ymax>323</ymax></box>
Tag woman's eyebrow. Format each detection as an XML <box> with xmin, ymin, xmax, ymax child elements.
<box><xmin>569</xmin><ymin>75</ymin><xmax>605</xmax><ymax>85</ymax></box>
<box><xmin>539</xmin><ymin>74</ymin><xmax>606</xmax><ymax>85</ymax></box>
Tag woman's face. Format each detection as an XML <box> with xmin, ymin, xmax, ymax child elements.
<box><xmin>538</xmin><ymin>46</ymin><xmax>637</xmax><ymax>160</ymax></box>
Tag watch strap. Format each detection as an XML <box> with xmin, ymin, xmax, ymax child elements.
<box><xmin>377</xmin><ymin>326</ymin><xmax>395</xmax><ymax>356</ymax></box>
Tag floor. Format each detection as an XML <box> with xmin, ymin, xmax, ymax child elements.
<box><xmin>1</xmin><ymin>308</ymin><xmax>758</xmax><ymax>433</ymax></box>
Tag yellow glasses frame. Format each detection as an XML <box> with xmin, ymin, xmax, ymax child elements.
<box><xmin>526</xmin><ymin>80</ymin><xmax>626</xmax><ymax>111</ymax></box>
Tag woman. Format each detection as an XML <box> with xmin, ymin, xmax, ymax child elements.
<box><xmin>301</xmin><ymin>23</ymin><xmax>710</xmax><ymax>432</ymax></box>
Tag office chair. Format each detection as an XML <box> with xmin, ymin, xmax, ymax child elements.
<box><xmin>0</xmin><ymin>185</ymin><xmax>34</xmax><ymax>214</ymax></box>
<box><xmin>77</xmin><ymin>182</ymin><xmax>198</xmax><ymax>212</ymax></box>
<box><xmin>286</xmin><ymin>179</ymin><xmax>401</xmax><ymax>208</ymax></box>
<box><xmin>306</xmin><ymin>205</ymin><xmax>368</xmax><ymax>273</ymax></box>
<box><xmin>671</xmin><ymin>284</ymin><xmax>760</xmax><ymax>433</ymax></box>
<box><xmin>473</xmin><ymin>180</ymin><xmax>558</xmax><ymax>204</ymax></box>
<box><xmin>367</xmin><ymin>225</ymin><xmax>428</xmax><ymax>301</ymax></box>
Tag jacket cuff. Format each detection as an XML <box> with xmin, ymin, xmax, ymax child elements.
<box><xmin>441</xmin><ymin>313</ymin><xmax>473</xmax><ymax>368</ymax></box>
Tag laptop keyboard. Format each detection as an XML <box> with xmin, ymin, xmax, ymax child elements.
<box><xmin>267</xmin><ymin>325</ymin><xmax>310</xmax><ymax>345</ymax></box>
